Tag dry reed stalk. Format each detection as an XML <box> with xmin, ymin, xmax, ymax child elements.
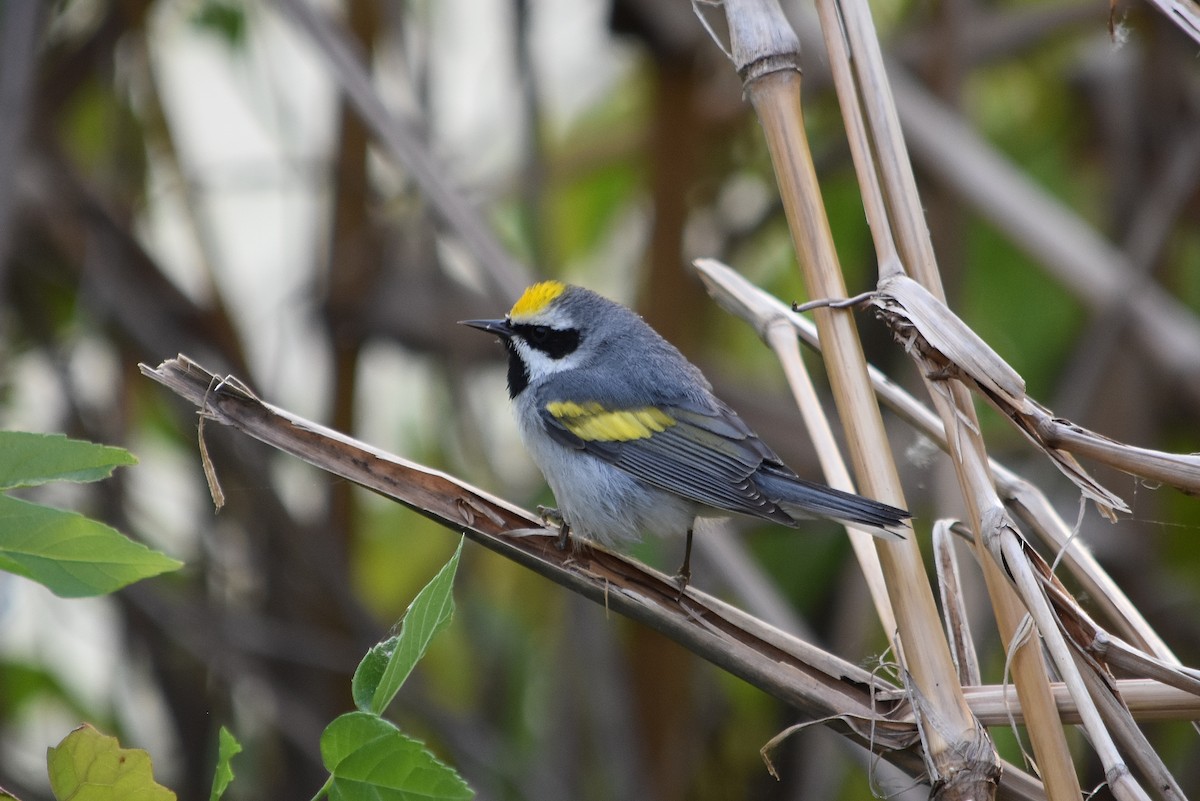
<box><xmin>693</xmin><ymin>259</ymin><xmax>1200</xmax><ymax>796</ymax></box>
<box><xmin>764</xmin><ymin>314</ymin><xmax>897</xmax><ymax>640</ymax></box>
<box><xmin>932</xmin><ymin>521</ymin><xmax>981</xmax><ymax>686</ymax></box>
<box><xmin>781</xmin><ymin>0</ymin><xmax>1185</xmax><ymax>791</ymax></box>
<box><xmin>706</xmin><ymin>2</ymin><xmax>1000</xmax><ymax>796</ymax></box>
<box><xmin>817</xmin><ymin>4</ymin><xmax>1081</xmax><ymax>767</ymax></box>
<box><xmin>704</xmin><ymin>264</ymin><xmax>1190</xmax><ymax>711</ymax></box>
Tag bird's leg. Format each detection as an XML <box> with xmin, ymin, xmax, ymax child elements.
<box><xmin>537</xmin><ymin>505</ymin><xmax>571</xmax><ymax>550</ymax></box>
<box><xmin>674</xmin><ymin>527</ymin><xmax>694</xmax><ymax>592</ymax></box>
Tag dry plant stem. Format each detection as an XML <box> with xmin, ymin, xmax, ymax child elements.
<box><xmin>928</xmin><ymin>384</ymin><xmax>1083</xmax><ymax>801</ymax></box>
<box><xmin>811</xmin><ymin>4</ymin><xmax>1078</xmax><ymax>785</ymax></box>
<box><xmin>827</xmin><ymin>0</ymin><xmax>1161</xmax><ymax>782</ymax></box>
<box><xmin>732</xmin><ymin>30</ymin><xmax>997</xmax><ymax>797</ymax></box>
<box><xmin>994</xmin><ymin>524</ymin><xmax>1149</xmax><ymax>801</ymax></box>
<box><xmin>1067</xmin><ymin>652</ymin><xmax>1187</xmax><ymax>801</ymax></box>
<box><xmin>813</xmin><ymin>0</ymin><xmax>1106</xmax><ymax>789</ymax></box>
<box><xmin>143</xmin><ymin>355</ymin><xmax>1060</xmax><ymax>799</ymax></box>
<box><xmin>763</xmin><ymin>319</ymin><xmax>897</xmax><ymax>638</ymax></box>
<box><xmin>694</xmin><ymin>259</ymin><xmax>1180</xmax><ymax>670</ymax></box>
<box><xmin>138</xmin><ymin>356</ymin><xmax>934</xmax><ymax>762</ymax></box>
<box><xmin>932</xmin><ymin>521</ymin><xmax>980</xmax><ymax>686</ymax></box>
<box><xmin>151</xmin><ymin>353</ymin><xmax>1200</xmax><ymax>799</ymax></box>
<box><xmin>955</xmin><ymin>679</ymin><xmax>1200</xmax><ymax>726</ymax></box>
<box><xmin>1003</xmin><ymin>486</ymin><xmax>1177</xmax><ymax>662</ymax></box>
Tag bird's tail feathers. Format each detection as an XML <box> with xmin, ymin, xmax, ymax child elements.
<box><xmin>758</xmin><ymin>473</ymin><xmax>911</xmax><ymax>540</ymax></box>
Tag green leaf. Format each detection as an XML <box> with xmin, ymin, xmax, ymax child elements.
<box><xmin>355</xmin><ymin>539</ymin><xmax>462</xmax><ymax>715</ymax></box>
<box><xmin>351</xmin><ymin>635</ymin><xmax>396</xmax><ymax>714</ymax></box>
<box><xmin>208</xmin><ymin>727</ymin><xmax>242</xmax><ymax>801</ymax></box>
<box><xmin>320</xmin><ymin>712</ymin><xmax>472</xmax><ymax>801</ymax></box>
<box><xmin>0</xmin><ymin>495</ymin><xmax>182</xmax><ymax>597</ymax></box>
<box><xmin>47</xmin><ymin>724</ymin><xmax>176</xmax><ymax>801</ymax></box>
<box><xmin>0</xmin><ymin>432</ymin><xmax>136</xmax><ymax>490</ymax></box>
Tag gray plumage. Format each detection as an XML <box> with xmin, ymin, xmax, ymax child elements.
<box><xmin>463</xmin><ymin>283</ymin><xmax>910</xmax><ymax>563</ymax></box>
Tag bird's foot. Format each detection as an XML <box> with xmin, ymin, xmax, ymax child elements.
<box><xmin>672</xmin><ymin>528</ymin><xmax>695</xmax><ymax>599</ymax></box>
<box><xmin>537</xmin><ymin>506</ymin><xmax>571</xmax><ymax>550</ymax></box>
<box><xmin>672</xmin><ymin>568</ymin><xmax>691</xmax><ymax>599</ymax></box>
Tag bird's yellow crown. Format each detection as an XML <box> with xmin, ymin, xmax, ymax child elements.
<box><xmin>509</xmin><ymin>280</ymin><xmax>566</xmax><ymax>320</ymax></box>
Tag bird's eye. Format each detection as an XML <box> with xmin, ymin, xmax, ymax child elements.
<box><xmin>530</xmin><ymin>325</ymin><xmax>550</xmax><ymax>343</ymax></box>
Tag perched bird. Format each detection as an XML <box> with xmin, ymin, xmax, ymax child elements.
<box><xmin>462</xmin><ymin>281</ymin><xmax>910</xmax><ymax>587</ymax></box>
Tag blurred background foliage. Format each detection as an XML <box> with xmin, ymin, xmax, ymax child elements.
<box><xmin>0</xmin><ymin>0</ymin><xmax>1198</xmax><ymax>799</ymax></box>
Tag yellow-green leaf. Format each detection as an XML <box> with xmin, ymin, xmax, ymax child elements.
<box><xmin>209</xmin><ymin>727</ymin><xmax>242</xmax><ymax>801</ymax></box>
<box><xmin>47</xmin><ymin>724</ymin><xmax>175</xmax><ymax>801</ymax></box>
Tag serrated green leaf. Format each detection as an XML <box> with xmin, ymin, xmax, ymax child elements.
<box><xmin>320</xmin><ymin>712</ymin><xmax>472</xmax><ymax>801</ymax></box>
<box><xmin>208</xmin><ymin>727</ymin><xmax>242</xmax><ymax>801</ymax></box>
<box><xmin>0</xmin><ymin>432</ymin><xmax>136</xmax><ymax>490</ymax></box>
<box><xmin>47</xmin><ymin>724</ymin><xmax>176</xmax><ymax>801</ymax></box>
<box><xmin>0</xmin><ymin>495</ymin><xmax>181</xmax><ymax>597</ymax></box>
<box><xmin>366</xmin><ymin>539</ymin><xmax>462</xmax><ymax>715</ymax></box>
<box><xmin>351</xmin><ymin>635</ymin><xmax>397</xmax><ymax>713</ymax></box>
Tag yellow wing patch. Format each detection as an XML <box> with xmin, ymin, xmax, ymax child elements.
<box><xmin>510</xmin><ymin>281</ymin><xmax>567</xmax><ymax>320</ymax></box>
<box><xmin>546</xmin><ymin>401</ymin><xmax>676</xmax><ymax>442</ymax></box>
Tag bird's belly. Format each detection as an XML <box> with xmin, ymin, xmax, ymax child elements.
<box><xmin>518</xmin><ymin>429</ymin><xmax>696</xmax><ymax>546</ymax></box>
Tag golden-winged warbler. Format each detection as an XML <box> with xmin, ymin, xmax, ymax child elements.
<box><xmin>462</xmin><ymin>281</ymin><xmax>910</xmax><ymax>587</ymax></box>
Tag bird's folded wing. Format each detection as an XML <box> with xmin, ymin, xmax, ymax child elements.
<box><xmin>538</xmin><ymin>399</ymin><xmax>794</xmax><ymax>523</ymax></box>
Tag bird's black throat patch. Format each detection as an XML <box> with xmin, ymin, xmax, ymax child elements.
<box><xmin>504</xmin><ymin>341</ymin><xmax>530</xmax><ymax>398</ymax></box>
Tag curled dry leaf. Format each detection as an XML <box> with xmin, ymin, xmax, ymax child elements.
<box><xmin>871</xmin><ymin>274</ymin><xmax>1200</xmax><ymax>505</ymax></box>
<box><xmin>871</xmin><ymin>274</ymin><xmax>1130</xmax><ymax>519</ymax></box>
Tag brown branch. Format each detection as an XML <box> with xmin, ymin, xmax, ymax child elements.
<box><xmin>137</xmin><ymin>353</ymin><xmax>1074</xmax><ymax>797</ymax></box>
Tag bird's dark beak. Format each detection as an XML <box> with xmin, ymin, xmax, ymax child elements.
<box><xmin>459</xmin><ymin>318</ymin><xmax>515</xmax><ymax>339</ymax></box>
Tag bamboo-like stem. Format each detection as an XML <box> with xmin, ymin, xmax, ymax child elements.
<box><xmin>833</xmin><ymin>0</ymin><xmax>1161</xmax><ymax>783</ymax></box>
<box><xmin>753</xmin><ymin>77</ymin><xmax>998</xmax><ymax>794</ymax></box>
<box><xmin>958</xmin><ymin>679</ymin><xmax>1200</xmax><ymax>725</ymax></box>
<box><xmin>809</xmin><ymin>0</ymin><xmax>1079</xmax><ymax>787</ymax></box>
<box><xmin>712</xmin><ymin>5</ymin><xmax>998</xmax><ymax>794</ymax></box>
<box><xmin>694</xmin><ymin>259</ymin><xmax>1200</xmax><ymax>798</ymax></box>
<box><xmin>763</xmin><ymin>319</ymin><xmax>897</xmax><ymax>639</ymax></box>
<box><xmin>932</xmin><ymin>521</ymin><xmax>980</xmax><ymax>686</ymax></box>
<box><xmin>805</xmin><ymin>0</ymin><xmax>1117</xmax><ymax>790</ymax></box>
<box><xmin>996</xmin><ymin>530</ymin><xmax>1148</xmax><ymax>801</ymax></box>
<box><xmin>695</xmin><ymin>258</ymin><xmax>1185</xmax><ymax>672</ymax></box>
<box><xmin>1067</xmin><ymin>651</ymin><xmax>1187</xmax><ymax>801</ymax></box>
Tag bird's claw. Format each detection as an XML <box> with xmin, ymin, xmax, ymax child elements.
<box><xmin>537</xmin><ymin>506</ymin><xmax>571</xmax><ymax>550</ymax></box>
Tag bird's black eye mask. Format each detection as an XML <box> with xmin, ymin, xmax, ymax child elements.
<box><xmin>511</xmin><ymin>322</ymin><xmax>581</xmax><ymax>360</ymax></box>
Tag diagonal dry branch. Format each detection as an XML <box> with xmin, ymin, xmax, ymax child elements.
<box><xmin>138</xmin><ymin>357</ymin><xmax>917</xmax><ymax>744</ymax></box>
<box><xmin>141</xmin><ymin>353</ymin><xmax>1067</xmax><ymax>799</ymax></box>
<box><xmin>138</xmin><ymin>343</ymin><xmax>1200</xmax><ymax>796</ymax></box>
